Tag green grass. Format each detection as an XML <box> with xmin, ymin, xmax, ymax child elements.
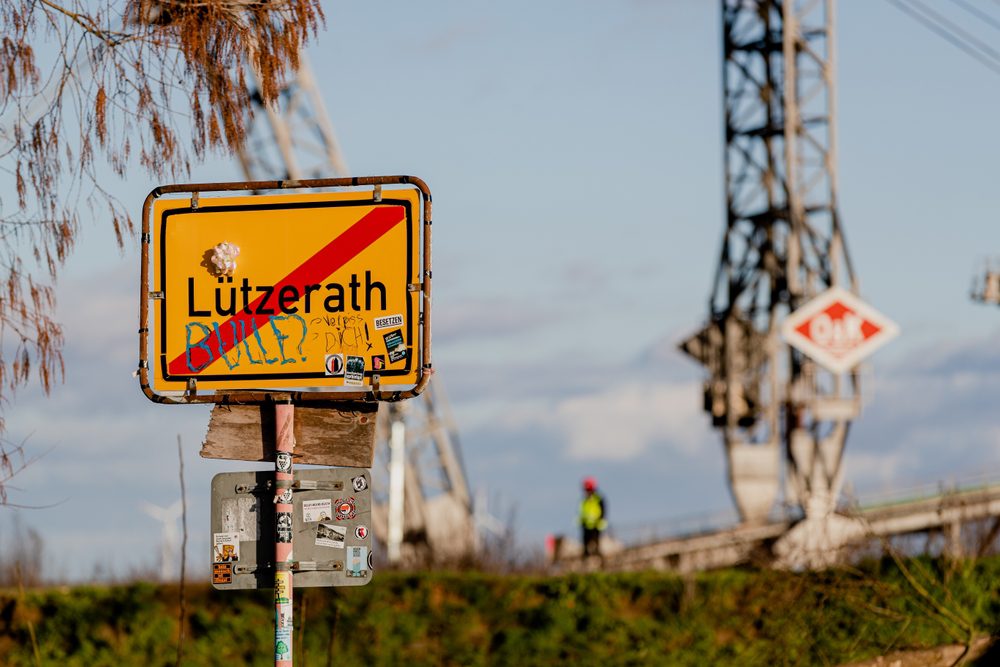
<box><xmin>2</xmin><ymin>557</ymin><xmax>999</xmax><ymax>666</ymax></box>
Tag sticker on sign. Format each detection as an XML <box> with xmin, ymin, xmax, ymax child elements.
<box><xmin>374</xmin><ymin>314</ymin><xmax>404</xmax><ymax>330</ymax></box>
<box><xmin>781</xmin><ymin>286</ymin><xmax>899</xmax><ymax>374</ymax></box>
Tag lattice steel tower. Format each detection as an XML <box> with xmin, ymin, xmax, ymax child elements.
<box><xmin>683</xmin><ymin>0</ymin><xmax>860</xmax><ymax>563</ymax></box>
<box><xmin>238</xmin><ymin>57</ymin><xmax>476</xmax><ymax>565</ymax></box>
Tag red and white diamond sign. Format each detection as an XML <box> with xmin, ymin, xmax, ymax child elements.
<box><xmin>781</xmin><ymin>286</ymin><xmax>899</xmax><ymax>374</ymax></box>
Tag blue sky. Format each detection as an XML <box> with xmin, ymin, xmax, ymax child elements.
<box><xmin>3</xmin><ymin>1</ymin><xmax>1000</xmax><ymax>580</ymax></box>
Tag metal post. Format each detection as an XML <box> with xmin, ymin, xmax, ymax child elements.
<box><xmin>274</xmin><ymin>403</ymin><xmax>295</xmax><ymax>666</ymax></box>
<box><xmin>387</xmin><ymin>416</ymin><xmax>406</xmax><ymax>565</ymax></box>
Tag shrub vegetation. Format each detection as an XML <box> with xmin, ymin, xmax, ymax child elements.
<box><xmin>2</xmin><ymin>557</ymin><xmax>999</xmax><ymax>666</ymax></box>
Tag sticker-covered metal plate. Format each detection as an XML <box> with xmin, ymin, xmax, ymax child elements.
<box><xmin>210</xmin><ymin>468</ymin><xmax>373</xmax><ymax>590</ymax></box>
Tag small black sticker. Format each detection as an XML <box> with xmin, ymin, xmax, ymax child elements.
<box><xmin>383</xmin><ymin>329</ymin><xmax>407</xmax><ymax>363</ymax></box>
<box><xmin>345</xmin><ymin>355</ymin><xmax>365</xmax><ymax>386</ymax></box>
<box><xmin>277</xmin><ymin>511</ymin><xmax>293</xmax><ymax>542</ymax></box>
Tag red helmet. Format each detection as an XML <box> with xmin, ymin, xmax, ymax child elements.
<box><xmin>582</xmin><ymin>476</ymin><xmax>597</xmax><ymax>492</ymax></box>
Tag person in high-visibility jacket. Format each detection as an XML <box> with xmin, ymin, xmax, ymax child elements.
<box><xmin>579</xmin><ymin>476</ymin><xmax>607</xmax><ymax>558</ymax></box>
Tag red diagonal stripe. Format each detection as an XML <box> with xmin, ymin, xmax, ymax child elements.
<box><xmin>168</xmin><ymin>206</ymin><xmax>405</xmax><ymax>376</ymax></box>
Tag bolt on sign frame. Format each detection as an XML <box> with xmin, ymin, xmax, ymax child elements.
<box><xmin>138</xmin><ymin>176</ymin><xmax>432</xmax><ymax>404</ymax></box>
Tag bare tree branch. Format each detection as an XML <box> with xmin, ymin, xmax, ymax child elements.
<box><xmin>0</xmin><ymin>0</ymin><xmax>324</xmax><ymax>500</ymax></box>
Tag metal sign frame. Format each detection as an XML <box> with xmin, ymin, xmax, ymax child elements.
<box><xmin>138</xmin><ymin>176</ymin><xmax>432</xmax><ymax>405</ymax></box>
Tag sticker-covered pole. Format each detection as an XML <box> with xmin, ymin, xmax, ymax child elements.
<box><xmin>274</xmin><ymin>403</ymin><xmax>295</xmax><ymax>666</ymax></box>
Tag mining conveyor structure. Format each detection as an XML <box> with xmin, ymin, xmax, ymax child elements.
<box><xmin>236</xmin><ymin>56</ymin><xmax>477</xmax><ymax>566</ymax></box>
<box><xmin>971</xmin><ymin>260</ymin><xmax>1000</xmax><ymax>306</ymax></box>
<box><xmin>680</xmin><ymin>0</ymin><xmax>860</xmax><ymax>568</ymax></box>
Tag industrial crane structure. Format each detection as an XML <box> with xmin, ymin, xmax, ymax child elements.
<box><xmin>231</xmin><ymin>4</ymin><xmax>998</xmax><ymax>574</ymax></box>
<box><xmin>371</xmin><ymin>387</ymin><xmax>477</xmax><ymax>565</ymax></box>
<box><xmin>549</xmin><ymin>0</ymin><xmax>1000</xmax><ymax>574</ymax></box>
<box><xmin>236</xmin><ymin>57</ymin><xmax>477</xmax><ymax>566</ymax></box>
<box><xmin>681</xmin><ymin>0</ymin><xmax>862</xmax><ymax>567</ymax></box>
<box><xmin>971</xmin><ymin>260</ymin><xmax>1000</xmax><ymax>306</ymax></box>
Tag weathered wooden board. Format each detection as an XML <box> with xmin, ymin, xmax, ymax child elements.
<box><xmin>201</xmin><ymin>402</ymin><xmax>378</xmax><ymax>467</ymax></box>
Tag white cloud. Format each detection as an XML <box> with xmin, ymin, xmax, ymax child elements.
<box><xmin>472</xmin><ymin>378</ymin><xmax>710</xmax><ymax>462</ymax></box>
<box><xmin>56</xmin><ymin>262</ymin><xmax>138</xmax><ymax>366</ymax></box>
<box><xmin>842</xmin><ymin>450</ymin><xmax>908</xmax><ymax>491</ymax></box>
<box><xmin>843</xmin><ymin>331</ymin><xmax>1000</xmax><ymax>498</ymax></box>
<box><xmin>433</xmin><ymin>297</ymin><xmax>558</xmax><ymax>342</ymax></box>
<box><xmin>554</xmin><ymin>381</ymin><xmax>707</xmax><ymax>460</ymax></box>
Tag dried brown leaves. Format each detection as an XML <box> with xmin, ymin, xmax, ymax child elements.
<box><xmin>0</xmin><ymin>0</ymin><xmax>323</xmax><ymax>431</ymax></box>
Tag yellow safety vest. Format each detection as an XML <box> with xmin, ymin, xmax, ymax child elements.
<box><xmin>579</xmin><ymin>493</ymin><xmax>607</xmax><ymax>531</ymax></box>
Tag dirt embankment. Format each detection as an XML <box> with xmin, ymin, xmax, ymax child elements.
<box><xmin>840</xmin><ymin>637</ymin><xmax>996</xmax><ymax>667</ymax></box>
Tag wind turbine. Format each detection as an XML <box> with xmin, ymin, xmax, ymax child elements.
<box><xmin>142</xmin><ymin>500</ymin><xmax>183</xmax><ymax>581</ymax></box>
<box><xmin>474</xmin><ymin>488</ymin><xmax>509</xmax><ymax>542</ymax></box>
